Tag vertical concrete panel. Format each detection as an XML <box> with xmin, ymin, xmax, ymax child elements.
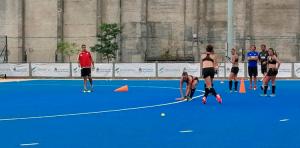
<box><xmin>98</xmin><ymin>0</ymin><xmax>121</xmax><ymax>62</ymax></box>
<box><xmin>202</xmin><ymin>0</ymin><xmax>228</xmax><ymax>55</ymax></box>
<box><xmin>0</xmin><ymin>0</ymin><xmax>7</xmax><ymax>28</ymax></box>
<box><xmin>253</xmin><ymin>0</ymin><xmax>298</xmax><ymax>36</ymax></box>
<box><xmin>64</xmin><ymin>0</ymin><xmax>97</xmax><ymax>62</ymax></box>
<box><xmin>197</xmin><ymin>0</ymin><xmax>208</xmax><ymax>54</ymax></box>
<box><xmin>234</xmin><ymin>0</ymin><xmax>247</xmax><ymax>50</ymax></box>
<box><xmin>102</xmin><ymin>0</ymin><xmax>120</xmax><ymax>23</ymax></box>
<box><xmin>147</xmin><ymin>0</ymin><xmax>184</xmax><ymax>59</ymax></box>
<box><xmin>252</xmin><ymin>0</ymin><xmax>299</xmax><ymax>61</ymax></box>
<box><xmin>25</xmin><ymin>0</ymin><xmax>58</xmax><ymax>62</ymax></box>
<box><xmin>0</xmin><ymin>0</ymin><xmax>23</xmax><ymax>62</ymax></box>
<box><xmin>297</xmin><ymin>0</ymin><xmax>300</xmax><ymax>60</ymax></box>
<box><xmin>185</xmin><ymin>0</ymin><xmax>200</xmax><ymax>61</ymax></box>
<box><xmin>120</xmin><ymin>0</ymin><xmax>147</xmax><ymax>62</ymax></box>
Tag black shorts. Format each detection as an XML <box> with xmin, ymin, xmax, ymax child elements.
<box><xmin>248</xmin><ymin>67</ymin><xmax>258</xmax><ymax>77</ymax></box>
<box><xmin>81</xmin><ymin>68</ymin><xmax>91</xmax><ymax>77</ymax></box>
<box><xmin>231</xmin><ymin>67</ymin><xmax>239</xmax><ymax>75</ymax></box>
<box><xmin>267</xmin><ymin>68</ymin><xmax>278</xmax><ymax>76</ymax></box>
<box><xmin>202</xmin><ymin>67</ymin><xmax>215</xmax><ymax>79</ymax></box>
<box><xmin>261</xmin><ymin>64</ymin><xmax>267</xmax><ymax>74</ymax></box>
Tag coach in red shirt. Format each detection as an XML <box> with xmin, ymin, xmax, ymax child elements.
<box><xmin>78</xmin><ymin>44</ymin><xmax>94</xmax><ymax>92</ymax></box>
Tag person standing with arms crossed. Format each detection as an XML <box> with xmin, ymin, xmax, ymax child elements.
<box><xmin>258</xmin><ymin>44</ymin><xmax>268</xmax><ymax>82</ymax></box>
<box><xmin>78</xmin><ymin>44</ymin><xmax>94</xmax><ymax>92</ymax></box>
<box><xmin>247</xmin><ymin>45</ymin><xmax>259</xmax><ymax>90</ymax></box>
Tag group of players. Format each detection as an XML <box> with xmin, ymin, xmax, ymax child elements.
<box><xmin>178</xmin><ymin>44</ymin><xmax>281</xmax><ymax>104</ymax></box>
<box><xmin>77</xmin><ymin>43</ymin><xmax>280</xmax><ymax>103</ymax></box>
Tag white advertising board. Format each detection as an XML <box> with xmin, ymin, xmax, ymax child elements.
<box><xmin>115</xmin><ymin>63</ymin><xmax>156</xmax><ymax>77</ymax></box>
<box><xmin>72</xmin><ymin>63</ymin><xmax>113</xmax><ymax>77</ymax></box>
<box><xmin>0</xmin><ymin>63</ymin><xmax>29</xmax><ymax>77</ymax></box>
<box><xmin>31</xmin><ymin>63</ymin><xmax>70</xmax><ymax>77</ymax></box>
<box><xmin>277</xmin><ymin>63</ymin><xmax>292</xmax><ymax>78</ymax></box>
<box><xmin>294</xmin><ymin>63</ymin><xmax>300</xmax><ymax>78</ymax></box>
<box><xmin>158</xmin><ymin>63</ymin><xmax>200</xmax><ymax>77</ymax></box>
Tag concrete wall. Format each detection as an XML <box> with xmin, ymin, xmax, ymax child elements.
<box><xmin>0</xmin><ymin>0</ymin><xmax>23</xmax><ymax>62</ymax></box>
<box><xmin>1</xmin><ymin>0</ymin><xmax>300</xmax><ymax>62</ymax></box>
<box><xmin>63</xmin><ymin>0</ymin><xmax>97</xmax><ymax>62</ymax></box>
<box><xmin>25</xmin><ymin>0</ymin><xmax>58</xmax><ymax>62</ymax></box>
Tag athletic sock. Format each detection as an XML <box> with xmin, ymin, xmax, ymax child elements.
<box><xmin>234</xmin><ymin>81</ymin><xmax>238</xmax><ymax>91</ymax></box>
<box><xmin>210</xmin><ymin>88</ymin><xmax>217</xmax><ymax>97</ymax></box>
<box><xmin>204</xmin><ymin>88</ymin><xmax>209</xmax><ymax>97</ymax></box>
<box><xmin>189</xmin><ymin>88</ymin><xmax>196</xmax><ymax>98</ymax></box>
<box><xmin>272</xmin><ymin>85</ymin><xmax>276</xmax><ymax>94</ymax></box>
<box><xmin>229</xmin><ymin>80</ymin><xmax>233</xmax><ymax>90</ymax></box>
<box><xmin>264</xmin><ymin>85</ymin><xmax>268</xmax><ymax>94</ymax></box>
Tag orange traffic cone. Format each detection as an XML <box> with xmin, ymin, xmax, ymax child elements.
<box><xmin>114</xmin><ymin>85</ymin><xmax>128</xmax><ymax>92</ymax></box>
<box><xmin>239</xmin><ymin>78</ymin><xmax>246</xmax><ymax>93</ymax></box>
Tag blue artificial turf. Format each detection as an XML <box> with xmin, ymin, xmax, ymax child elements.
<box><xmin>0</xmin><ymin>80</ymin><xmax>299</xmax><ymax>148</ymax></box>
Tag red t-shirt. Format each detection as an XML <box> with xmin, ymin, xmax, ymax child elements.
<box><xmin>78</xmin><ymin>51</ymin><xmax>93</xmax><ymax>68</ymax></box>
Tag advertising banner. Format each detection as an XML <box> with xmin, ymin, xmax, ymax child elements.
<box><xmin>158</xmin><ymin>63</ymin><xmax>200</xmax><ymax>77</ymax></box>
<box><xmin>0</xmin><ymin>63</ymin><xmax>29</xmax><ymax>77</ymax></box>
<box><xmin>277</xmin><ymin>63</ymin><xmax>292</xmax><ymax>78</ymax></box>
<box><xmin>31</xmin><ymin>63</ymin><xmax>70</xmax><ymax>77</ymax></box>
<box><xmin>115</xmin><ymin>63</ymin><xmax>156</xmax><ymax>77</ymax></box>
<box><xmin>72</xmin><ymin>63</ymin><xmax>113</xmax><ymax>77</ymax></box>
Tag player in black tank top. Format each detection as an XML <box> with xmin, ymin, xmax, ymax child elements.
<box><xmin>228</xmin><ymin>48</ymin><xmax>239</xmax><ymax>92</ymax></box>
<box><xmin>261</xmin><ymin>48</ymin><xmax>280</xmax><ymax>97</ymax></box>
<box><xmin>201</xmin><ymin>45</ymin><xmax>222</xmax><ymax>104</ymax></box>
